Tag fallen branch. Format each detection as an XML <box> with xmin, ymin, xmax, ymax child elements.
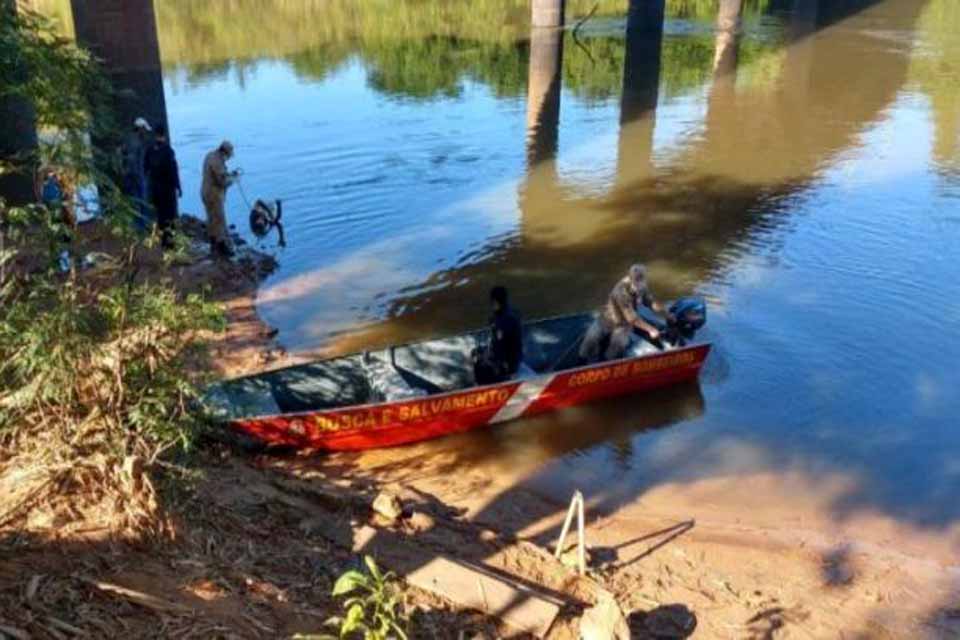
<box><xmin>82</xmin><ymin>579</ymin><xmax>191</xmax><ymax>615</ymax></box>
<box><xmin>24</xmin><ymin>574</ymin><xmax>41</xmax><ymax>601</ymax></box>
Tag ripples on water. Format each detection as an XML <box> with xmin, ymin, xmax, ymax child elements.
<box><xmin>154</xmin><ymin>0</ymin><xmax>960</xmax><ymax>524</ymax></box>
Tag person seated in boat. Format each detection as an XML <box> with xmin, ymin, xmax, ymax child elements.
<box><xmin>473</xmin><ymin>286</ymin><xmax>523</xmax><ymax>385</ymax></box>
<box><xmin>579</xmin><ymin>264</ymin><xmax>670</xmax><ymax>363</ymax></box>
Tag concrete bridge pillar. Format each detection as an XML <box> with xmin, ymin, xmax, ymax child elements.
<box><xmin>526</xmin><ymin>17</ymin><xmax>564</xmax><ymax>165</ymax></box>
<box><xmin>521</xmin><ymin>13</ymin><xmax>564</xmax><ymax>241</ymax></box>
<box><xmin>616</xmin><ymin>0</ymin><xmax>665</xmax><ymax>183</ymax></box>
<box><xmin>713</xmin><ymin>0</ymin><xmax>743</xmax><ymax>77</ymax></box>
<box><xmin>782</xmin><ymin>0</ymin><xmax>819</xmax><ymax>102</ymax></box>
<box><xmin>788</xmin><ymin>0</ymin><xmax>819</xmax><ymax>40</ymax></box>
<box><xmin>621</xmin><ymin>0</ymin><xmax>665</xmax><ymax>125</ymax></box>
<box><xmin>717</xmin><ymin>0</ymin><xmax>744</xmax><ymax>33</ymax></box>
<box><xmin>70</xmin><ymin>0</ymin><xmax>168</xmax><ymax>134</ymax></box>
<box><xmin>0</xmin><ymin>0</ymin><xmax>39</xmax><ymax>205</ymax></box>
<box><xmin>625</xmin><ymin>0</ymin><xmax>666</xmax><ymax>36</ymax></box>
<box><xmin>531</xmin><ymin>0</ymin><xmax>565</xmax><ymax>28</ymax></box>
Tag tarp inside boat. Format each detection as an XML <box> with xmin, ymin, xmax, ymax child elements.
<box><xmin>204</xmin><ymin>312</ymin><xmax>679</xmax><ymax>422</ymax></box>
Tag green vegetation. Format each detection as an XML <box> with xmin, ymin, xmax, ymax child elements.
<box><xmin>298</xmin><ymin>556</ymin><xmax>407</xmax><ymax>640</ymax></box>
<box><xmin>1</xmin><ymin>7</ymin><xmax>222</xmax><ymax>484</ymax></box>
<box><xmin>0</xmin><ymin>260</ymin><xmax>223</xmax><ymax>450</ymax></box>
<box><xmin>365</xmin><ymin>37</ymin><xmax>508</xmax><ymax>100</ymax></box>
<box><xmin>669</xmin><ymin>0</ymin><xmax>770</xmax><ymax>19</ymax></box>
<box><xmin>29</xmin><ymin>0</ymin><xmax>781</xmax><ymax>103</ymax></box>
<box><xmin>288</xmin><ymin>43</ymin><xmax>356</xmax><ymax>86</ymax></box>
<box><xmin>563</xmin><ymin>33</ymin><xmax>626</xmax><ymax>102</ymax></box>
<box><xmin>909</xmin><ymin>0</ymin><xmax>960</xmax><ymax>170</ymax></box>
<box><xmin>660</xmin><ymin>36</ymin><xmax>715</xmax><ymax>97</ymax></box>
<box><xmin>153</xmin><ymin>0</ymin><xmax>778</xmax><ymax>102</ymax></box>
<box><xmin>1</xmin><ymin>4</ymin><xmax>113</xmax><ymax>198</ymax></box>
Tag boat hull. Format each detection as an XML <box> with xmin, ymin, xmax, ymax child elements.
<box><xmin>231</xmin><ymin>343</ymin><xmax>711</xmax><ymax>451</ymax></box>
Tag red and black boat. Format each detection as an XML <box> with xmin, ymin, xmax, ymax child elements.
<box><xmin>205</xmin><ymin>302</ymin><xmax>711</xmax><ymax>451</ymax></box>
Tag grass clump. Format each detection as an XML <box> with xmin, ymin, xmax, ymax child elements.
<box><xmin>0</xmin><ymin>5</ymin><xmax>223</xmax><ymax>540</ymax></box>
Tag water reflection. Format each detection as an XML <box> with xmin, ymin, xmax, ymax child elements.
<box><xmin>512</xmin><ymin>381</ymin><xmax>706</xmax><ymax>468</ymax></box>
<box><xmin>342</xmin><ymin>381</ymin><xmax>706</xmax><ymax>482</ymax></box>
<box><xmin>909</xmin><ymin>0</ymin><xmax>960</xmax><ymax>174</ymax></box>
<box><xmin>617</xmin><ymin>0</ymin><xmax>665</xmax><ymax>184</ymax></box>
<box><xmin>711</xmin><ymin>0</ymin><xmax>741</xmax><ymax>80</ymax></box>
<box><xmin>526</xmin><ymin>24</ymin><xmax>563</xmax><ymax>165</ymax></box>
<box><xmin>251</xmin><ymin>0</ymin><xmax>960</xmax><ymax>529</ymax></box>
<box><xmin>368</xmin><ymin>0</ymin><xmax>923</xmax><ymax>343</ymax></box>
<box><xmin>34</xmin><ymin>0</ymin><xmax>960</xmax><ymax>529</ymax></box>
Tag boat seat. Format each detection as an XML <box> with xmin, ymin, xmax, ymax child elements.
<box><xmin>625</xmin><ymin>333</ymin><xmax>676</xmax><ymax>358</ymax></box>
<box><xmin>363</xmin><ymin>351</ymin><xmax>428</xmax><ymax>402</ymax></box>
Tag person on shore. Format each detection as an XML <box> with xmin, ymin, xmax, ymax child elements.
<box><xmin>143</xmin><ymin>124</ymin><xmax>181</xmax><ymax>250</ymax></box>
<box><xmin>38</xmin><ymin>168</ymin><xmax>76</xmax><ymax>271</ymax></box>
<box><xmin>579</xmin><ymin>264</ymin><xmax>670</xmax><ymax>362</ymax></box>
<box><xmin>39</xmin><ymin>168</ymin><xmax>76</xmax><ymax>229</ymax></box>
<box><xmin>40</xmin><ymin>169</ymin><xmax>64</xmax><ymax>212</ymax></box>
<box><xmin>201</xmin><ymin>140</ymin><xmax>238</xmax><ymax>258</ymax></box>
<box><xmin>473</xmin><ymin>286</ymin><xmax>523</xmax><ymax>385</ymax></box>
<box><xmin>121</xmin><ymin>117</ymin><xmax>152</xmax><ymax>231</ymax></box>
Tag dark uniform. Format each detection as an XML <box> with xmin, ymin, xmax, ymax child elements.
<box><xmin>144</xmin><ymin>139</ymin><xmax>180</xmax><ymax>247</ymax></box>
<box><xmin>475</xmin><ymin>305</ymin><xmax>523</xmax><ymax>385</ymax></box>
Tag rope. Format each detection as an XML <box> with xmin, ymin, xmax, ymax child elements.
<box><xmin>234</xmin><ymin>173</ymin><xmax>254</xmax><ymax>211</ymax></box>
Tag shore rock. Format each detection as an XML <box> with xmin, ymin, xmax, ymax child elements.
<box><xmin>372</xmin><ymin>490</ymin><xmax>403</xmax><ymax>524</ymax></box>
<box><xmin>640</xmin><ymin>604</ymin><xmax>697</xmax><ymax>639</ymax></box>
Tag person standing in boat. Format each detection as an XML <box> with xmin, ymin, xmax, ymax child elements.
<box><xmin>201</xmin><ymin>140</ymin><xmax>239</xmax><ymax>258</ymax></box>
<box><xmin>474</xmin><ymin>286</ymin><xmax>523</xmax><ymax>385</ymax></box>
<box><xmin>579</xmin><ymin>264</ymin><xmax>670</xmax><ymax>362</ymax></box>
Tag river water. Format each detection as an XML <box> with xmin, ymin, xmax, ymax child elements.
<box><xmin>153</xmin><ymin>0</ymin><xmax>959</xmax><ymax>535</ymax></box>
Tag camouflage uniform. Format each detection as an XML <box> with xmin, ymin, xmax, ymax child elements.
<box><xmin>201</xmin><ymin>148</ymin><xmax>232</xmax><ymax>244</ymax></box>
<box><xmin>579</xmin><ymin>276</ymin><xmax>653</xmax><ymax>362</ymax></box>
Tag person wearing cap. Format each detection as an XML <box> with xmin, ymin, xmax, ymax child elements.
<box><xmin>578</xmin><ymin>264</ymin><xmax>670</xmax><ymax>362</ymax></box>
<box><xmin>122</xmin><ymin>117</ymin><xmax>152</xmax><ymax>231</ymax></box>
<box><xmin>143</xmin><ymin>124</ymin><xmax>181</xmax><ymax>249</ymax></box>
<box><xmin>201</xmin><ymin>140</ymin><xmax>238</xmax><ymax>257</ymax></box>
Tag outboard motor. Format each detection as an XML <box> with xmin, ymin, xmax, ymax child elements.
<box><xmin>666</xmin><ymin>296</ymin><xmax>707</xmax><ymax>345</ymax></box>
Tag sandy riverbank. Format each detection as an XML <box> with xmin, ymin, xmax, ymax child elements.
<box><xmin>263</xmin><ymin>440</ymin><xmax>959</xmax><ymax>638</ymax></box>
